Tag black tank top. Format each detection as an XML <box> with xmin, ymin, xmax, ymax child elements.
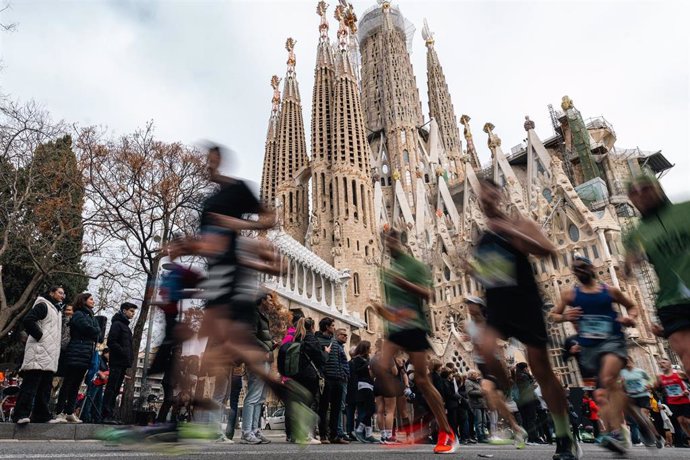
<box><xmin>474</xmin><ymin>231</ymin><xmax>543</xmax><ymax>311</ymax></box>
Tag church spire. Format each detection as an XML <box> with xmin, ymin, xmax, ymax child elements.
<box><xmin>260</xmin><ymin>75</ymin><xmax>281</xmax><ymax>207</ymax></box>
<box><xmin>309</xmin><ymin>1</ymin><xmax>336</xmax><ymax>261</ymax></box>
<box><xmin>460</xmin><ymin>114</ymin><xmax>482</xmax><ymax>170</ymax></box>
<box><xmin>275</xmin><ymin>38</ymin><xmax>309</xmax><ymax>242</ymax></box>
<box><xmin>423</xmin><ymin>19</ymin><xmax>462</xmax><ymax>164</ymax></box>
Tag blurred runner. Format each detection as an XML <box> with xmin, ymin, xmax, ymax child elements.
<box><xmin>467</xmin><ymin>178</ymin><xmax>580</xmax><ymax>460</ymax></box>
<box><xmin>625</xmin><ymin>173</ymin><xmax>690</xmax><ymax>371</ymax></box>
<box><xmin>371</xmin><ymin>229</ymin><xmax>458</xmax><ymax>454</ymax></box>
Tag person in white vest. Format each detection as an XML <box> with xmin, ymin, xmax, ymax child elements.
<box><xmin>13</xmin><ymin>286</ymin><xmax>65</xmax><ymax>425</ymax></box>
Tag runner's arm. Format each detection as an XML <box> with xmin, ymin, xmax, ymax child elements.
<box><xmin>549</xmin><ymin>289</ymin><xmax>581</xmax><ymax>322</ymax></box>
<box><xmin>391</xmin><ymin>273</ymin><xmax>431</xmax><ymax>300</ymax></box>
<box><xmin>609</xmin><ymin>286</ymin><xmax>639</xmax><ymax>324</ymax></box>
<box><xmin>210</xmin><ymin>209</ymin><xmax>277</xmax><ymax>231</ymax></box>
<box><xmin>490</xmin><ymin>217</ymin><xmax>556</xmax><ymax>257</ymax></box>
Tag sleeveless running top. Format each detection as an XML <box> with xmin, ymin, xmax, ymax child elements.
<box><xmin>659</xmin><ymin>372</ymin><xmax>690</xmax><ymax>405</ymax></box>
<box><xmin>573</xmin><ymin>283</ymin><xmax>622</xmax><ymax>345</ymax></box>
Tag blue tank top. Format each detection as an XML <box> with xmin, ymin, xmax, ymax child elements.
<box><xmin>573</xmin><ymin>284</ymin><xmax>622</xmax><ymax>345</ymax></box>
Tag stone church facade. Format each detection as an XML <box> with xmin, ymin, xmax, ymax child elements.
<box><xmin>258</xmin><ymin>1</ymin><xmax>674</xmax><ymax>384</ymax></box>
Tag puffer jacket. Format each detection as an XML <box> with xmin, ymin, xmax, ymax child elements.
<box><xmin>465</xmin><ymin>377</ymin><xmax>487</xmax><ymax>410</ymax></box>
<box><xmin>315</xmin><ymin>331</ymin><xmax>347</xmax><ymax>381</ymax></box>
<box><xmin>107</xmin><ymin>311</ymin><xmax>134</xmax><ymax>368</ymax></box>
<box><xmin>63</xmin><ymin>306</ymin><xmax>100</xmax><ymax>369</ymax></box>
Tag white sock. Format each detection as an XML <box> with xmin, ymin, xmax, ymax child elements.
<box><xmin>365</xmin><ymin>426</ymin><xmax>373</xmax><ymax>437</ymax></box>
<box><xmin>356</xmin><ymin>423</ymin><xmax>364</xmax><ymax>433</ymax></box>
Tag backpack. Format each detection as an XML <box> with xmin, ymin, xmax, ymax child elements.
<box><xmin>277</xmin><ymin>340</ymin><xmax>302</xmax><ymax>377</ymax></box>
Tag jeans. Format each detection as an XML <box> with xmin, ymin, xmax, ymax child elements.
<box><xmin>472</xmin><ymin>407</ymin><xmax>487</xmax><ymax>440</ymax></box>
<box><xmin>241</xmin><ymin>363</ymin><xmax>268</xmax><ymax>434</ymax></box>
<box><xmin>336</xmin><ymin>382</ymin><xmax>347</xmax><ymax>438</ymax></box>
<box><xmin>81</xmin><ymin>382</ymin><xmax>105</xmax><ymax>423</ymax></box>
<box><xmin>209</xmin><ymin>370</ymin><xmax>231</xmax><ymax>425</ymax></box>
<box><xmin>13</xmin><ymin>370</ymin><xmax>54</xmax><ymax>422</ymax></box>
<box><xmin>225</xmin><ymin>373</ymin><xmax>243</xmax><ymax>439</ymax></box>
<box><xmin>61</xmin><ymin>366</ymin><xmax>88</xmax><ymax>415</ymax></box>
<box><xmin>319</xmin><ymin>379</ymin><xmax>344</xmax><ymax>440</ymax></box>
<box><xmin>102</xmin><ymin>366</ymin><xmax>127</xmax><ymax>420</ymax></box>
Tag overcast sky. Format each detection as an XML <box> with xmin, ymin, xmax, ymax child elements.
<box><xmin>1</xmin><ymin>0</ymin><xmax>688</xmax><ymax>201</ymax></box>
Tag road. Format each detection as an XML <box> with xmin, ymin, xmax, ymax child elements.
<box><xmin>0</xmin><ymin>440</ymin><xmax>685</xmax><ymax>460</ymax></box>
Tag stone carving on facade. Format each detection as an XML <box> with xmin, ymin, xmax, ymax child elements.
<box><xmin>286</xmin><ymin>38</ymin><xmax>297</xmax><ymax>72</ymax></box>
<box><xmin>317</xmin><ymin>1</ymin><xmax>329</xmax><ymax>39</ymax></box>
<box><xmin>483</xmin><ymin>122</ymin><xmax>501</xmax><ymax>149</ymax></box>
<box><xmin>333</xmin><ymin>220</ymin><xmax>342</xmax><ymax>242</ymax></box>
<box><xmin>524</xmin><ymin>115</ymin><xmax>536</xmax><ymax>131</ymax></box>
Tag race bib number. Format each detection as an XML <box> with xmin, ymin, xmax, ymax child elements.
<box><xmin>473</xmin><ymin>243</ymin><xmax>517</xmax><ymax>288</ymax></box>
<box><xmin>666</xmin><ymin>384</ymin><xmax>684</xmax><ymax>397</ymax></box>
<box><xmin>625</xmin><ymin>379</ymin><xmax>645</xmax><ymax>394</ymax></box>
<box><xmin>579</xmin><ymin>315</ymin><xmax>614</xmax><ymax>340</ymax></box>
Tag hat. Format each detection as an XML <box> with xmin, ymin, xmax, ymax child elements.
<box><xmin>573</xmin><ymin>254</ymin><xmax>593</xmax><ymax>266</ymax></box>
<box><xmin>464</xmin><ymin>295</ymin><xmax>486</xmax><ymax>307</ymax></box>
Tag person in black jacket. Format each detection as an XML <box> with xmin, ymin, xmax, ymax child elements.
<box><xmin>441</xmin><ymin>369</ymin><xmax>461</xmax><ymax>441</ymax></box>
<box><xmin>101</xmin><ymin>302</ymin><xmax>137</xmax><ymax>424</ymax></box>
<box><xmin>292</xmin><ymin>317</ymin><xmax>327</xmax><ymax>443</ymax></box>
<box><xmin>315</xmin><ymin>317</ymin><xmax>349</xmax><ymax>444</ymax></box>
<box><xmin>352</xmin><ymin>341</ymin><xmax>377</xmax><ymax>443</ymax></box>
<box><xmin>52</xmin><ymin>293</ymin><xmax>101</xmax><ymax>423</ymax></box>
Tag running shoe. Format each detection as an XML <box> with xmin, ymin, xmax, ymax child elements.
<box><xmin>513</xmin><ymin>427</ymin><xmax>528</xmax><ymax>449</ymax></box>
<box><xmin>364</xmin><ymin>435</ymin><xmax>380</xmax><ymax>443</ymax></box>
<box><xmin>600</xmin><ymin>431</ymin><xmax>628</xmax><ymax>455</ymax></box>
<box><xmin>254</xmin><ymin>430</ymin><xmax>271</xmax><ymax>444</ymax></box>
<box><xmin>178</xmin><ymin>422</ymin><xmax>218</xmax><ymax>443</ymax></box>
<box><xmin>282</xmin><ymin>380</ymin><xmax>317</xmax><ymax>445</ymax></box>
<box><xmin>239</xmin><ymin>432</ymin><xmax>262</xmax><ymax>444</ymax></box>
<box><xmin>433</xmin><ymin>431</ymin><xmax>459</xmax><ymax>454</ymax></box>
<box><xmin>488</xmin><ymin>435</ymin><xmax>513</xmax><ymax>445</ymax></box>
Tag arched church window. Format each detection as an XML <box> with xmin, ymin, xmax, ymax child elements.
<box><xmin>403</xmin><ymin>150</ymin><xmax>410</xmax><ymax>163</ymax></box>
<box><xmin>542</xmin><ymin>188</ymin><xmax>553</xmax><ymax>203</ymax></box>
<box><xmin>568</xmin><ymin>223</ymin><xmax>580</xmax><ymax>242</ymax></box>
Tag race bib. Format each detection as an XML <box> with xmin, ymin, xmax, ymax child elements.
<box><xmin>579</xmin><ymin>315</ymin><xmax>614</xmax><ymax>340</ymax></box>
<box><xmin>625</xmin><ymin>379</ymin><xmax>645</xmax><ymax>394</ymax></box>
<box><xmin>473</xmin><ymin>243</ymin><xmax>517</xmax><ymax>288</ymax></box>
<box><xmin>666</xmin><ymin>384</ymin><xmax>684</xmax><ymax>397</ymax></box>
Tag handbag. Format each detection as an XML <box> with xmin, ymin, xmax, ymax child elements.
<box><xmin>306</xmin><ymin>354</ymin><xmax>325</xmax><ymax>394</ymax></box>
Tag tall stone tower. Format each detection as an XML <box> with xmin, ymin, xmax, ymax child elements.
<box><xmin>275</xmin><ymin>38</ymin><xmax>310</xmax><ymax>242</ymax></box>
<box><xmin>422</xmin><ymin>19</ymin><xmax>463</xmax><ymax>183</ymax></box>
<box><xmin>308</xmin><ymin>1</ymin><xmax>336</xmax><ymax>262</ymax></box>
<box><xmin>329</xmin><ymin>3</ymin><xmax>380</xmax><ymax>330</ymax></box>
<box><xmin>359</xmin><ymin>1</ymin><xmax>425</xmax><ymax>208</ymax></box>
<box><xmin>260</xmin><ymin>75</ymin><xmax>281</xmax><ymax>207</ymax></box>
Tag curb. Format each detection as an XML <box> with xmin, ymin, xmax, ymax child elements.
<box><xmin>0</xmin><ymin>423</ymin><xmax>104</xmax><ymax>441</ymax></box>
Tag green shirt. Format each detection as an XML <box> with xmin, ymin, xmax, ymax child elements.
<box><xmin>382</xmin><ymin>253</ymin><xmax>432</xmax><ymax>334</ymax></box>
<box><xmin>624</xmin><ymin>201</ymin><xmax>690</xmax><ymax>309</ymax></box>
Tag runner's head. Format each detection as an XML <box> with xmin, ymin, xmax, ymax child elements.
<box><xmin>479</xmin><ymin>178</ymin><xmax>503</xmax><ymax>218</ymax></box>
<box><xmin>627</xmin><ymin>172</ymin><xmax>669</xmax><ymax>218</ymax></box>
<box><xmin>465</xmin><ymin>295</ymin><xmax>486</xmax><ymax>321</ymax></box>
<box><xmin>383</xmin><ymin>228</ymin><xmax>404</xmax><ymax>257</ymax></box>
<box><xmin>572</xmin><ymin>254</ymin><xmax>595</xmax><ymax>285</ymax></box>
<box><xmin>658</xmin><ymin>358</ymin><xmax>672</xmax><ymax>373</ymax></box>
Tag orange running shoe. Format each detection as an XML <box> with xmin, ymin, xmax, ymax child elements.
<box><xmin>433</xmin><ymin>431</ymin><xmax>459</xmax><ymax>454</ymax></box>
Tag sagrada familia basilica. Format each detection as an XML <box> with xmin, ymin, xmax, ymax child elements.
<box><xmin>257</xmin><ymin>0</ymin><xmax>675</xmax><ymax>385</ymax></box>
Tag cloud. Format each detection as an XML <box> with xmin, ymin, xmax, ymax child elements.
<box><xmin>1</xmin><ymin>0</ymin><xmax>687</xmax><ymax>200</ymax></box>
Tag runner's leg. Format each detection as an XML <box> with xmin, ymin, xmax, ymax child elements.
<box><xmin>407</xmin><ymin>351</ymin><xmax>452</xmax><ymax>434</ymax></box>
<box><xmin>525</xmin><ymin>345</ymin><xmax>570</xmax><ymax>438</ymax></box>
<box><xmin>667</xmin><ymin>329</ymin><xmax>690</xmax><ymax>376</ymax></box>
<box><xmin>597</xmin><ymin>353</ymin><xmax>626</xmax><ymax>433</ymax></box>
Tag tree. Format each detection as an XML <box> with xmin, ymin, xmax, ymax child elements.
<box><xmin>77</xmin><ymin>121</ymin><xmax>209</xmax><ymax>422</ymax></box>
<box><xmin>0</xmin><ymin>99</ymin><xmax>87</xmax><ymax>342</ymax></box>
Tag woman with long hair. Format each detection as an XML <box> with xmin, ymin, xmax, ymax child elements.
<box><xmin>352</xmin><ymin>340</ymin><xmax>378</xmax><ymax>443</ymax></box>
<box><xmin>52</xmin><ymin>293</ymin><xmax>101</xmax><ymax>423</ymax></box>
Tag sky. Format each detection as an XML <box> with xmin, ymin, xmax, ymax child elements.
<box><xmin>1</xmin><ymin>0</ymin><xmax>688</xmax><ymax>201</ymax></box>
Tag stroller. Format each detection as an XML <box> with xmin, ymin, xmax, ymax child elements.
<box><xmin>1</xmin><ymin>382</ymin><xmax>20</xmax><ymax>422</ymax></box>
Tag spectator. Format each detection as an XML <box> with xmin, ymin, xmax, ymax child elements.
<box><xmin>224</xmin><ymin>362</ymin><xmax>245</xmax><ymax>440</ymax></box>
<box><xmin>582</xmin><ymin>391</ymin><xmax>600</xmax><ymax>439</ymax></box>
<box><xmin>441</xmin><ymin>369</ymin><xmax>461</xmax><ymax>442</ymax></box>
<box><xmin>465</xmin><ymin>370</ymin><xmax>488</xmax><ymax>442</ymax></box>
<box><xmin>81</xmin><ymin>348</ymin><xmax>109</xmax><ymax>423</ymax></box>
<box><xmin>334</xmin><ymin>328</ymin><xmax>350</xmax><ymax>442</ymax></box>
<box><xmin>102</xmin><ymin>302</ymin><xmax>137</xmax><ymax>424</ymax></box>
<box><xmin>13</xmin><ymin>286</ymin><xmax>66</xmax><ymax>424</ymax></box>
<box><xmin>240</xmin><ymin>296</ymin><xmax>274</xmax><ymax>445</ymax></box>
<box><xmin>345</xmin><ymin>346</ymin><xmax>359</xmax><ymax>441</ymax></box>
<box><xmin>316</xmin><ymin>317</ymin><xmax>349</xmax><ymax>444</ymax></box>
<box><xmin>54</xmin><ymin>292</ymin><xmax>101</xmax><ymax>423</ymax></box>
<box><xmin>293</xmin><ymin>317</ymin><xmax>327</xmax><ymax>444</ymax></box>
<box><xmin>515</xmin><ymin>362</ymin><xmax>539</xmax><ymax>443</ymax></box>
<box><xmin>51</xmin><ymin>304</ymin><xmax>73</xmax><ymax>411</ymax></box>
<box><xmin>352</xmin><ymin>340</ymin><xmax>377</xmax><ymax>443</ymax></box>
<box><xmin>455</xmin><ymin>374</ymin><xmax>472</xmax><ymax>443</ymax></box>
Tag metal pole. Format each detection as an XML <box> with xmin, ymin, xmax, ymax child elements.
<box><xmin>140</xmin><ymin>259</ymin><xmax>163</xmax><ymax>405</ymax></box>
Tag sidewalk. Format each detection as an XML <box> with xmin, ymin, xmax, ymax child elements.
<box><xmin>0</xmin><ymin>423</ymin><xmax>286</xmax><ymax>441</ymax></box>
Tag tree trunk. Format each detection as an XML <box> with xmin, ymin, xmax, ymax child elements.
<box><xmin>119</xmin><ymin>264</ymin><xmax>158</xmax><ymax>423</ymax></box>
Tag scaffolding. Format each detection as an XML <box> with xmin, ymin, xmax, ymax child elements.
<box><xmin>358</xmin><ymin>3</ymin><xmax>416</xmax><ymax>51</ymax></box>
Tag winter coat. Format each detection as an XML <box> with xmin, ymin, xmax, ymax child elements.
<box><xmin>281</xmin><ymin>326</ymin><xmax>296</xmax><ymax>345</ymax></box>
<box><xmin>296</xmin><ymin>332</ymin><xmax>327</xmax><ymax>382</ymax></box>
<box><xmin>465</xmin><ymin>377</ymin><xmax>487</xmax><ymax>410</ymax></box>
<box><xmin>64</xmin><ymin>307</ymin><xmax>101</xmax><ymax>369</ymax></box>
<box><xmin>21</xmin><ymin>296</ymin><xmax>62</xmax><ymax>373</ymax></box>
<box><xmin>315</xmin><ymin>331</ymin><xmax>347</xmax><ymax>381</ymax></box>
<box><xmin>107</xmin><ymin>311</ymin><xmax>134</xmax><ymax>368</ymax></box>
<box><xmin>253</xmin><ymin>310</ymin><xmax>273</xmax><ymax>354</ymax></box>
<box><xmin>443</xmin><ymin>379</ymin><xmax>461</xmax><ymax>410</ymax></box>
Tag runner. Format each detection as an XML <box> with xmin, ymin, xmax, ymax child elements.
<box><xmin>468</xmin><ymin>178</ymin><xmax>580</xmax><ymax>460</ymax></box>
<box><xmin>371</xmin><ymin>228</ymin><xmax>458</xmax><ymax>454</ymax></box>
<box><xmin>624</xmin><ymin>173</ymin><xmax>690</xmax><ymax>372</ymax></box>
<box><xmin>550</xmin><ymin>255</ymin><xmax>642</xmax><ymax>454</ymax></box>
<box><xmin>657</xmin><ymin>358</ymin><xmax>690</xmax><ymax>438</ymax></box>
<box><xmin>463</xmin><ymin>295</ymin><xmax>527</xmax><ymax>448</ymax></box>
<box><xmin>621</xmin><ymin>357</ymin><xmax>662</xmax><ymax>446</ymax></box>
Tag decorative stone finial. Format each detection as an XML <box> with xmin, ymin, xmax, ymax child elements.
<box><xmin>285</xmin><ymin>38</ymin><xmax>296</xmax><ymax>72</ymax></box>
<box><xmin>524</xmin><ymin>115</ymin><xmax>535</xmax><ymax>131</ymax></box>
<box><xmin>270</xmin><ymin>75</ymin><xmax>281</xmax><ymax>112</ymax></box>
<box><xmin>561</xmin><ymin>95</ymin><xmax>573</xmax><ymax>111</ymax></box>
<box><xmin>483</xmin><ymin>122</ymin><xmax>501</xmax><ymax>149</ymax></box>
<box><xmin>317</xmin><ymin>1</ymin><xmax>329</xmax><ymax>39</ymax></box>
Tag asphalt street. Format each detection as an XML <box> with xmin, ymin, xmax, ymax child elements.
<box><xmin>0</xmin><ymin>440</ymin><xmax>685</xmax><ymax>460</ymax></box>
